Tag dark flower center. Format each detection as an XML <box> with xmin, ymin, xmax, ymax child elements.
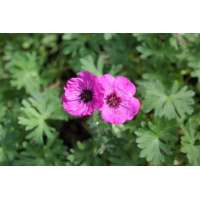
<box><xmin>80</xmin><ymin>89</ymin><xmax>93</xmax><ymax>103</ymax></box>
<box><xmin>106</xmin><ymin>92</ymin><xmax>121</xmax><ymax>108</ymax></box>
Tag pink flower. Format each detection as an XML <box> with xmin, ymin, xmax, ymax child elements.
<box><xmin>62</xmin><ymin>71</ymin><xmax>104</xmax><ymax>117</ymax></box>
<box><xmin>99</xmin><ymin>74</ymin><xmax>140</xmax><ymax>125</ymax></box>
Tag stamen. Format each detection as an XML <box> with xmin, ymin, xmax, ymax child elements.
<box><xmin>80</xmin><ymin>89</ymin><xmax>93</xmax><ymax>103</ymax></box>
<box><xmin>106</xmin><ymin>92</ymin><xmax>121</xmax><ymax>108</ymax></box>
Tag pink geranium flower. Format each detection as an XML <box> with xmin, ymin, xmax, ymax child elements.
<box><xmin>62</xmin><ymin>71</ymin><xmax>104</xmax><ymax>117</ymax></box>
<box><xmin>99</xmin><ymin>74</ymin><xmax>140</xmax><ymax>124</ymax></box>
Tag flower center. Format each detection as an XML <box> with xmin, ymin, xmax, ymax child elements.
<box><xmin>80</xmin><ymin>89</ymin><xmax>93</xmax><ymax>103</ymax></box>
<box><xmin>106</xmin><ymin>92</ymin><xmax>121</xmax><ymax>108</ymax></box>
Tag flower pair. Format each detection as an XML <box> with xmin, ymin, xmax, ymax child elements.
<box><xmin>62</xmin><ymin>71</ymin><xmax>140</xmax><ymax>125</ymax></box>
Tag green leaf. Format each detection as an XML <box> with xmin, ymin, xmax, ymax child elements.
<box><xmin>8</xmin><ymin>52</ymin><xmax>41</xmax><ymax>94</ymax></box>
<box><xmin>42</xmin><ymin>34</ymin><xmax>57</xmax><ymax>48</ymax></box>
<box><xmin>62</xmin><ymin>33</ymin><xmax>73</xmax><ymax>40</ymax></box>
<box><xmin>104</xmin><ymin>33</ymin><xmax>114</xmax><ymax>40</ymax></box>
<box><xmin>109</xmin><ymin>64</ymin><xmax>123</xmax><ymax>75</ymax></box>
<box><xmin>188</xmin><ymin>59</ymin><xmax>200</xmax><ymax>82</ymax></box>
<box><xmin>136</xmin><ymin>45</ymin><xmax>153</xmax><ymax>59</ymax></box>
<box><xmin>135</xmin><ymin>119</ymin><xmax>177</xmax><ymax>165</ymax></box>
<box><xmin>14</xmin><ymin>138</ymin><xmax>67</xmax><ymax>166</ymax></box>
<box><xmin>80</xmin><ymin>55</ymin><xmax>106</xmax><ymax>75</ymax></box>
<box><xmin>140</xmin><ymin>79</ymin><xmax>195</xmax><ymax>119</ymax></box>
<box><xmin>18</xmin><ymin>89</ymin><xmax>68</xmax><ymax>144</ymax></box>
<box><xmin>0</xmin><ymin>103</ymin><xmax>6</xmax><ymax>123</ymax></box>
<box><xmin>0</xmin><ymin>125</ymin><xmax>6</xmax><ymax>143</ymax></box>
<box><xmin>181</xmin><ymin>115</ymin><xmax>200</xmax><ymax>165</ymax></box>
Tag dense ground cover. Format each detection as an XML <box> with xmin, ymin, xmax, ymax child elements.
<box><xmin>0</xmin><ymin>33</ymin><xmax>200</xmax><ymax>165</ymax></box>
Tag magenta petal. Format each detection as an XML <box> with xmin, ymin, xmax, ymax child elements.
<box><xmin>79</xmin><ymin>71</ymin><xmax>96</xmax><ymax>89</ymax></box>
<box><xmin>119</xmin><ymin>96</ymin><xmax>141</xmax><ymax>120</ymax></box>
<box><xmin>101</xmin><ymin>104</ymin><xmax>127</xmax><ymax>125</ymax></box>
<box><xmin>115</xmin><ymin>76</ymin><xmax>136</xmax><ymax>96</ymax></box>
<box><xmin>98</xmin><ymin>74</ymin><xmax>115</xmax><ymax>95</ymax></box>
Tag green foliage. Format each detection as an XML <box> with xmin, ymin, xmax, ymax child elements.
<box><xmin>135</xmin><ymin>119</ymin><xmax>177</xmax><ymax>165</ymax></box>
<box><xmin>15</xmin><ymin>139</ymin><xmax>67</xmax><ymax>165</ymax></box>
<box><xmin>140</xmin><ymin>78</ymin><xmax>195</xmax><ymax>120</ymax></box>
<box><xmin>0</xmin><ymin>33</ymin><xmax>200</xmax><ymax>165</ymax></box>
<box><xmin>80</xmin><ymin>55</ymin><xmax>106</xmax><ymax>76</ymax></box>
<box><xmin>8</xmin><ymin>52</ymin><xmax>41</xmax><ymax>94</ymax></box>
<box><xmin>18</xmin><ymin>89</ymin><xmax>67</xmax><ymax>144</ymax></box>
<box><xmin>181</xmin><ymin>115</ymin><xmax>200</xmax><ymax>165</ymax></box>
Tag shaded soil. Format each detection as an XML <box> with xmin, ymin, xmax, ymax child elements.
<box><xmin>59</xmin><ymin>119</ymin><xmax>91</xmax><ymax>148</ymax></box>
